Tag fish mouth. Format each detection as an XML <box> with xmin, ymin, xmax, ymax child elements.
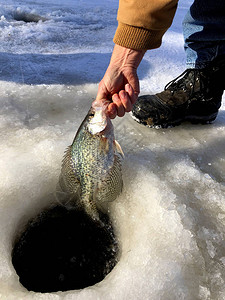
<box><xmin>87</xmin><ymin>101</ymin><xmax>111</xmax><ymax>135</ymax></box>
<box><xmin>88</xmin><ymin>111</ymin><xmax>108</xmax><ymax>134</ymax></box>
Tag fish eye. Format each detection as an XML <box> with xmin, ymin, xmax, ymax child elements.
<box><xmin>89</xmin><ymin>110</ymin><xmax>95</xmax><ymax>117</ymax></box>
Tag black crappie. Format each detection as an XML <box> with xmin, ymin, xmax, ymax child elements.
<box><xmin>56</xmin><ymin>100</ymin><xmax>124</xmax><ymax>221</ymax></box>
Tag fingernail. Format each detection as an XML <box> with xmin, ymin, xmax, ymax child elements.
<box><xmin>112</xmin><ymin>93</ymin><xmax>119</xmax><ymax>101</ymax></box>
<box><xmin>120</xmin><ymin>90</ymin><xmax>126</xmax><ymax>99</ymax></box>
<box><xmin>109</xmin><ymin>106</ymin><xmax>117</xmax><ymax>119</ymax></box>
<box><xmin>125</xmin><ymin>84</ymin><xmax>131</xmax><ymax>92</ymax></box>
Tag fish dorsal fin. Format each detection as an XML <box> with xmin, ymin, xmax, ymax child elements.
<box><xmin>57</xmin><ymin>145</ymin><xmax>80</xmax><ymax>195</ymax></box>
<box><xmin>62</xmin><ymin>145</ymin><xmax>73</xmax><ymax>166</ymax></box>
<box><xmin>113</xmin><ymin>140</ymin><xmax>124</xmax><ymax>158</ymax></box>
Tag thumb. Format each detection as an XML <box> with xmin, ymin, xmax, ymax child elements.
<box><xmin>96</xmin><ymin>93</ymin><xmax>104</xmax><ymax>101</ymax></box>
<box><xmin>96</xmin><ymin>81</ymin><xmax>109</xmax><ymax>101</ymax></box>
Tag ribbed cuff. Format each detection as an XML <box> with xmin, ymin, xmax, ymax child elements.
<box><xmin>113</xmin><ymin>22</ymin><xmax>167</xmax><ymax>50</ymax></box>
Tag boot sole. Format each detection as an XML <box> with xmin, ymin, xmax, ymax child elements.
<box><xmin>130</xmin><ymin>112</ymin><xmax>218</xmax><ymax>128</ymax></box>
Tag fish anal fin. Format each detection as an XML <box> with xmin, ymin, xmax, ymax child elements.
<box><xmin>95</xmin><ymin>155</ymin><xmax>123</xmax><ymax>212</ymax></box>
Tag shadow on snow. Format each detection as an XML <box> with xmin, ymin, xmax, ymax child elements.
<box><xmin>0</xmin><ymin>52</ymin><xmax>150</xmax><ymax>85</ymax></box>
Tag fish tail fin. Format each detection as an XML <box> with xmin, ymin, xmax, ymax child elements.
<box><xmin>81</xmin><ymin>191</ymin><xmax>101</xmax><ymax>222</ymax></box>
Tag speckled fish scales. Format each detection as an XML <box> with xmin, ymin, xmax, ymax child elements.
<box><xmin>57</xmin><ymin>105</ymin><xmax>124</xmax><ymax>221</ymax></box>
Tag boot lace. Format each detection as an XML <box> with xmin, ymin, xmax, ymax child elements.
<box><xmin>164</xmin><ymin>69</ymin><xmax>203</xmax><ymax>98</ymax></box>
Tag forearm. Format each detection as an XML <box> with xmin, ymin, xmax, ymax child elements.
<box><xmin>97</xmin><ymin>0</ymin><xmax>179</xmax><ymax>118</ymax></box>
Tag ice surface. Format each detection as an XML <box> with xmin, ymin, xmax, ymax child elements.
<box><xmin>0</xmin><ymin>0</ymin><xmax>225</xmax><ymax>299</ymax></box>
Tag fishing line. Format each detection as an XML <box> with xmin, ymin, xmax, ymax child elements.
<box><xmin>19</xmin><ymin>55</ymin><xmax>25</xmax><ymax>85</ymax></box>
<box><xmin>19</xmin><ymin>54</ymin><xmax>31</xmax><ymax>126</ymax></box>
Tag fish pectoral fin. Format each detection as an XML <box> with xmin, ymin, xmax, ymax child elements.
<box><xmin>113</xmin><ymin>140</ymin><xmax>124</xmax><ymax>158</ymax></box>
<box><xmin>100</xmin><ymin>136</ymin><xmax>109</xmax><ymax>154</ymax></box>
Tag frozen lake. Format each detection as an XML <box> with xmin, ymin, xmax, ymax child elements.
<box><xmin>0</xmin><ymin>0</ymin><xmax>225</xmax><ymax>299</ymax></box>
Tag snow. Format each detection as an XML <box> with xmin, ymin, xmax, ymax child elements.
<box><xmin>0</xmin><ymin>0</ymin><xmax>225</xmax><ymax>299</ymax></box>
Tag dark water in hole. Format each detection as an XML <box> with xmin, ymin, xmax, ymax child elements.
<box><xmin>12</xmin><ymin>205</ymin><xmax>119</xmax><ymax>293</ymax></box>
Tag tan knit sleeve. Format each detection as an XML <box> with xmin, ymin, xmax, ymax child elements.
<box><xmin>114</xmin><ymin>0</ymin><xmax>178</xmax><ymax>50</ymax></box>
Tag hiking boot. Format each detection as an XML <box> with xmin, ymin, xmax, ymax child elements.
<box><xmin>131</xmin><ymin>55</ymin><xmax>225</xmax><ymax>128</ymax></box>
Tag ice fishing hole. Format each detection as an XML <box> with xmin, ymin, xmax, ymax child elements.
<box><xmin>12</xmin><ymin>205</ymin><xmax>118</xmax><ymax>293</ymax></box>
<box><xmin>13</xmin><ymin>11</ymin><xmax>48</xmax><ymax>23</ymax></box>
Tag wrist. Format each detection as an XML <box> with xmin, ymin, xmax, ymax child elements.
<box><xmin>109</xmin><ymin>44</ymin><xmax>146</xmax><ymax>70</ymax></box>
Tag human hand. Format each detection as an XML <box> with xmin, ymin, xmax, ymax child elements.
<box><xmin>96</xmin><ymin>45</ymin><xmax>146</xmax><ymax>118</ymax></box>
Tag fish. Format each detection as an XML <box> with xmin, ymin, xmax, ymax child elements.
<box><xmin>56</xmin><ymin>100</ymin><xmax>124</xmax><ymax>221</ymax></box>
